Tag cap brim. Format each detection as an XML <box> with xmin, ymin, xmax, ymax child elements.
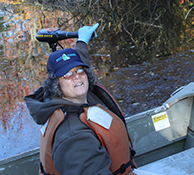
<box><xmin>55</xmin><ymin>61</ymin><xmax>89</xmax><ymax>77</ymax></box>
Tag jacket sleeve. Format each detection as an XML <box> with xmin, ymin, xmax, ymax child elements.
<box><xmin>52</xmin><ymin>129</ymin><xmax>112</xmax><ymax>175</ymax></box>
<box><xmin>75</xmin><ymin>41</ymin><xmax>91</xmax><ymax>67</ymax></box>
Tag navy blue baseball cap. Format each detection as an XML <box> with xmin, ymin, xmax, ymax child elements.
<box><xmin>47</xmin><ymin>48</ymin><xmax>89</xmax><ymax>77</ymax></box>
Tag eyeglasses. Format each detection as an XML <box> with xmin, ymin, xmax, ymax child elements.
<box><xmin>63</xmin><ymin>68</ymin><xmax>85</xmax><ymax>79</ymax></box>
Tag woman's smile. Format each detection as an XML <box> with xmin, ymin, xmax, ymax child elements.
<box><xmin>59</xmin><ymin>66</ymin><xmax>89</xmax><ymax>103</ymax></box>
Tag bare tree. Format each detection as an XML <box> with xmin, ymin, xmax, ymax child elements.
<box><xmin>28</xmin><ymin>0</ymin><xmax>192</xmax><ymax>69</ymax></box>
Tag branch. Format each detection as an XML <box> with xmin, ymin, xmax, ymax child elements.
<box><xmin>185</xmin><ymin>6</ymin><xmax>194</xmax><ymax>20</ymax></box>
<box><xmin>123</xmin><ymin>26</ymin><xmax>136</xmax><ymax>46</ymax></box>
<box><xmin>134</xmin><ymin>20</ymin><xmax>163</xmax><ymax>29</ymax></box>
<box><xmin>121</xmin><ymin>3</ymin><xmax>140</xmax><ymax>21</ymax></box>
<box><xmin>109</xmin><ymin>0</ymin><xmax>112</xmax><ymax>9</ymax></box>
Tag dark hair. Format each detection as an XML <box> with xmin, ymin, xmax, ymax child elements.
<box><xmin>43</xmin><ymin>67</ymin><xmax>96</xmax><ymax>99</ymax></box>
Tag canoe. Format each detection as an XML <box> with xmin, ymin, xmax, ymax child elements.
<box><xmin>0</xmin><ymin>82</ymin><xmax>194</xmax><ymax>175</ymax></box>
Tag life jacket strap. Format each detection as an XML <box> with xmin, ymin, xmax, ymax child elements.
<box><xmin>40</xmin><ymin>162</ymin><xmax>52</xmax><ymax>175</ymax></box>
<box><xmin>112</xmin><ymin>160</ymin><xmax>134</xmax><ymax>175</ymax></box>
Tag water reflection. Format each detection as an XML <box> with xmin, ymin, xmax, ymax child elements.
<box><xmin>0</xmin><ymin>0</ymin><xmax>77</xmax><ymax>159</ymax></box>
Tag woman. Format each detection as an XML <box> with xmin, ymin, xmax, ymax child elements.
<box><xmin>24</xmin><ymin>23</ymin><xmax>136</xmax><ymax>175</ymax></box>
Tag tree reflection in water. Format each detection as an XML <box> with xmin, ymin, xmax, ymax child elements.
<box><xmin>0</xmin><ymin>0</ymin><xmax>77</xmax><ymax>159</ymax></box>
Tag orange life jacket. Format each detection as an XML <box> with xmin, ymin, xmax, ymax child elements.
<box><xmin>40</xmin><ymin>104</ymin><xmax>135</xmax><ymax>175</ymax></box>
<box><xmin>40</xmin><ymin>109</ymin><xmax>63</xmax><ymax>175</ymax></box>
<box><xmin>40</xmin><ymin>84</ymin><xmax>136</xmax><ymax>175</ymax></box>
<box><xmin>80</xmin><ymin>104</ymin><xmax>134</xmax><ymax>174</ymax></box>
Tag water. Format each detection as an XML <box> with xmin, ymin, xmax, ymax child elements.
<box><xmin>0</xmin><ymin>0</ymin><xmax>76</xmax><ymax>160</ymax></box>
<box><xmin>0</xmin><ymin>0</ymin><xmax>194</xmax><ymax>160</ymax></box>
<box><xmin>0</xmin><ymin>102</ymin><xmax>41</xmax><ymax>159</ymax></box>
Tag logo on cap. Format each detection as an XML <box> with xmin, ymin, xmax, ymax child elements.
<box><xmin>56</xmin><ymin>54</ymin><xmax>70</xmax><ymax>62</ymax></box>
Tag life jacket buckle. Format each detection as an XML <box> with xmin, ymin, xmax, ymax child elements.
<box><xmin>120</xmin><ymin>164</ymin><xmax>126</xmax><ymax>174</ymax></box>
<box><xmin>130</xmin><ymin>148</ymin><xmax>136</xmax><ymax>157</ymax></box>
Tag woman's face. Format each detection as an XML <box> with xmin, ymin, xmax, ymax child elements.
<box><xmin>59</xmin><ymin>66</ymin><xmax>89</xmax><ymax>103</ymax></box>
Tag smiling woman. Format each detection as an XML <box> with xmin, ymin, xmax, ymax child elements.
<box><xmin>45</xmin><ymin>48</ymin><xmax>90</xmax><ymax>104</ymax></box>
<box><xmin>24</xmin><ymin>23</ymin><xmax>137</xmax><ymax>175</ymax></box>
<box><xmin>58</xmin><ymin>66</ymin><xmax>89</xmax><ymax>103</ymax></box>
